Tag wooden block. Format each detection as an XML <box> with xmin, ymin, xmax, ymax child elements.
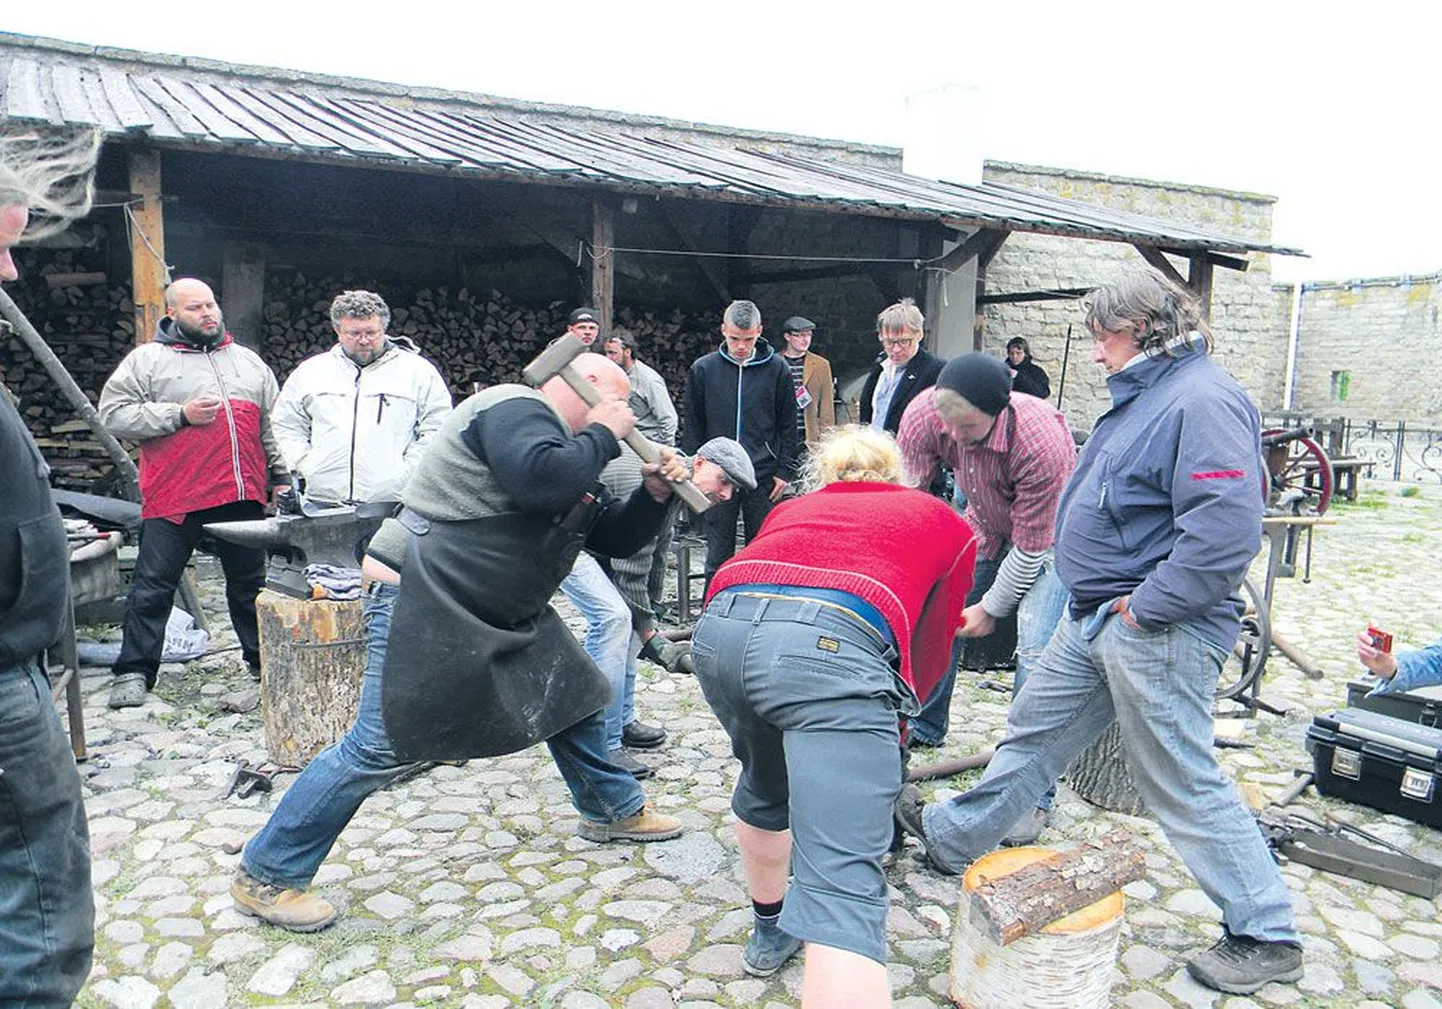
<box><xmin>963</xmin><ymin>831</ymin><xmax>1143</xmax><ymax>945</ymax></box>
<box><xmin>256</xmin><ymin>589</ymin><xmax>366</xmax><ymax>767</ymax></box>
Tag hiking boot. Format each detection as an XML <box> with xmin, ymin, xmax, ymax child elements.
<box><xmin>231</xmin><ymin>869</ymin><xmax>337</xmax><ymax>933</ymax></box>
<box><xmin>107</xmin><ymin>672</ymin><xmax>148</xmax><ymax>709</ymax></box>
<box><xmin>578</xmin><ymin>805</ymin><xmax>683</xmax><ymax>843</ymax></box>
<box><xmin>743</xmin><ymin>919</ymin><xmax>802</xmax><ymax>977</ymax></box>
<box><xmin>1000</xmin><ymin>806</ymin><xmax>1050</xmax><ymax>847</ymax></box>
<box><xmin>247</xmin><ymin>661</ymin><xmax>262</xmax><ymax>682</ymax></box>
<box><xmin>622</xmin><ymin>720</ymin><xmax>667</xmax><ymax>750</ymax></box>
<box><xmin>892</xmin><ymin>783</ymin><xmax>959</xmax><ymax>875</ymax></box>
<box><xmin>1186</xmin><ymin>932</ymin><xmax>1304</xmax><ymax>994</ymax></box>
<box><xmin>608</xmin><ymin>748</ymin><xmax>655</xmax><ymax>780</ymax></box>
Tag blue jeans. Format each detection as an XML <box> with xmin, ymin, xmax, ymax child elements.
<box><xmin>911</xmin><ymin>555</ymin><xmax>1069</xmax><ymax>797</ymax></box>
<box><xmin>0</xmin><ymin>657</ymin><xmax>94</xmax><ymax>1006</ymax></box>
<box><xmin>560</xmin><ymin>553</ymin><xmax>634</xmax><ymax>751</ymax></box>
<box><xmin>243</xmin><ymin>584</ymin><xmax>645</xmax><ymax>891</ymax></box>
<box><xmin>923</xmin><ymin>607</ymin><xmax>1299</xmax><ymax>944</ymax></box>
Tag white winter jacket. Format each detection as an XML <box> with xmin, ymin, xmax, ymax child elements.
<box><xmin>272</xmin><ymin>340</ymin><xmax>453</xmax><ymax>504</ymax></box>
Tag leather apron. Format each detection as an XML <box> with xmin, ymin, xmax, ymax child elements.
<box><xmin>380</xmin><ymin>505</ymin><xmax>611</xmax><ymax>761</ymax></box>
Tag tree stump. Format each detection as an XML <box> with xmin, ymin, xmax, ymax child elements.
<box><xmin>255</xmin><ymin>589</ymin><xmax>366</xmax><ymax>767</ymax></box>
<box><xmin>1066</xmin><ymin>721</ymin><xmax>1147</xmax><ymax>817</ymax></box>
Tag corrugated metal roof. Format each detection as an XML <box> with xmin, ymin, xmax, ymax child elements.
<box><xmin>0</xmin><ymin>35</ymin><xmax>1301</xmax><ymax>257</ymax></box>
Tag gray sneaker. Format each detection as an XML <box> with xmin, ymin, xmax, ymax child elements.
<box><xmin>743</xmin><ymin>919</ymin><xmax>802</xmax><ymax>977</ymax></box>
<box><xmin>1186</xmin><ymin>932</ymin><xmax>1303</xmax><ymax>994</ymax></box>
<box><xmin>1000</xmin><ymin>806</ymin><xmax>1049</xmax><ymax>847</ymax></box>
<box><xmin>892</xmin><ymin>784</ymin><xmax>959</xmax><ymax>875</ymax></box>
<box><xmin>107</xmin><ymin>672</ymin><xmax>147</xmax><ymax>709</ymax></box>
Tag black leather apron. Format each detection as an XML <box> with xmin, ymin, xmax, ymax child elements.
<box><xmin>380</xmin><ymin>506</ymin><xmax>611</xmax><ymax>761</ymax></box>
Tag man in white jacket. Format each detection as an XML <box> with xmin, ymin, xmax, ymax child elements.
<box><xmin>272</xmin><ymin>291</ymin><xmax>453</xmax><ymax>505</ymax></box>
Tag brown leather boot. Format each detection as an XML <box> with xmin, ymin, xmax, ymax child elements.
<box><xmin>231</xmin><ymin>869</ymin><xmax>337</xmax><ymax>932</ymax></box>
<box><xmin>577</xmin><ymin>805</ymin><xmax>683</xmax><ymax>843</ymax></box>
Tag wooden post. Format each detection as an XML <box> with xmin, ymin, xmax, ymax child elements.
<box><xmin>221</xmin><ymin>243</ymin><xmax>267</xmax><ymax>350</ymax></box>
<box><xmin>1189</xmin><ymin>253</ymin><xmax>1215</xmax><ymax>322</ymax></box>
<box><xmin>590</xmin><ymin>197</ymin><xmax>614</xmax><ymax>336</ymax></box>
<box><xmin>255</xmin><ymin>590</ymin><xmax>367</xmax><ymax>767</ymax></box>
<box><xmin>127</xmin><ymin>149</ymin><xmax>167</xmax><ymax>345</ymax></box>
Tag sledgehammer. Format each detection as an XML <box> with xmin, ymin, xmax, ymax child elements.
<box><xmin>523</xmin><ymin>334</ymin><xmax>713</xmax><ymax>513</ymax></box>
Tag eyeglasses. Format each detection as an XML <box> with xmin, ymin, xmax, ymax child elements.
<box><xmin>879</xmin><ymin>335</ymin><xmax>917</xmax><ymax>348</ymax></box>
<box><xmin>340</xmin><ymin>328</ymin><xmax>384</xmax><ymax>342</ymax></box>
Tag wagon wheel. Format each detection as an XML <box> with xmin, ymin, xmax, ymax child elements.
<box><xmin>1216</xmin><ymin>576</ymin><xmax>1271</xmax><ymax>700</ymax></box>
<box><xmin>1262</xmin><ymin>429</ymin><xmax>1334</xmax><ymax>514</ymax></box>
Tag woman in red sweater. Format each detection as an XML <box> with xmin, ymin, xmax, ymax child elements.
<box><xmin>692</xmin><ymin>426</ymin><xmax>976</xmax><ymax>1007</ymax></box>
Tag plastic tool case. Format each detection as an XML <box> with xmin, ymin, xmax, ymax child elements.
<box><xmin>1346</xmin><ymin>679</ymin><xmax>1442</xmax><ymax>727</ymax></box>
<box><xmin>1307</xmin><ymin>708</ymin><xmax>1442</xmax><ymax>828</ymax></box>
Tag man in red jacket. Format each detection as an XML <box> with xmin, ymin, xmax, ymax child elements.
<box><xmin>100</xmin><ymin>278</ymin><xmax>288</xmax><ymax>708</ymax></box>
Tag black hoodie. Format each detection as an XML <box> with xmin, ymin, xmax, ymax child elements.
<box><xmin>682</xmin><ymin>337</ymin><xmax>799</xmax><ymax>484</ymax></box>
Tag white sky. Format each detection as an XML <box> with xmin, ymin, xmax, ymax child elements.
<box><xmin>7</xmin><ymin>1</ymin><xmax>1435</xmax><ymax>283</ymax></box>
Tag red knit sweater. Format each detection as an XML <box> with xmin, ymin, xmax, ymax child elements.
<box><xmin>707</xmin><ymin>482</ymin><xmax>977</xmax><ymax>701</ymax></box>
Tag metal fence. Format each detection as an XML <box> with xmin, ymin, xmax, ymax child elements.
<box><xmin>1262</xmin><ymin>413</ymin><xmax>1442</xmax><ymax>484</ymax></box>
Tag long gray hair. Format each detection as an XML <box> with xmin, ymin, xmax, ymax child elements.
<box><xmin>1082</xmin><ymin>269</ymin><xmax>1212</xmax><ymax>355</ymax></box>
<box><xmin>0</xmin><ymin>127</ymin><xmax>103</xmax><ymax>240</ymax></box>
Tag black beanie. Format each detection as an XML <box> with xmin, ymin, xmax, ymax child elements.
<box><xmin>935</xmin><ymin>353</ymin><xmax>1012</xmax><ymax>416</ymax></box>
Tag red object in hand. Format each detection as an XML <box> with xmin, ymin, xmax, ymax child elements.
<box><xmin>1367</xmin><ymin>626</ymin><xmax>1394</xmax><ymax>653</ymax></box>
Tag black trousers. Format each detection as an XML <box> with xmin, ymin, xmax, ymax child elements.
<box><xmin>702</xmin><ymin>482</ymin><xmax>775</xmax><ymax>591</ymax></box>
<box><xmin>113</xmin><ymin>500</ymin><xmax>266</xmax><ymax>684</ymax></box>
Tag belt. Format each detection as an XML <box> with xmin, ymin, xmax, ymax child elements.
<box><xmin>715</xmin><ymin>588</ymin><xmax>895</xmax><ymax>647</ymax></box>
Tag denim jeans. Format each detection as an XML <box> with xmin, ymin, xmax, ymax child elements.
<box><xmin>0</xmin><ymin>657</ymin><xmax>94</xmax><ymax>1006</ymax></box>
<box><xmin>560</xmin><ymin>552</ymin><xmax>633</xmax><ymax>751</ymax></box>
<box><xmin>912</xmin><ymin>556</ymin><xmax>1068</xmax><ymax>810</ymax></box>
<box><xmin>243</xmin><ymin>584</ymin><xmax>645</xmax><ymax>891</ymax></box>
<box><xmin>115</xmin><ymin>500</ymin><xmax>266</xmax><ymax>683</ymax></box>
<box><xmin>923</xmin><ymin>608</ymin><xmax>1299</xmax><ymax>944</ymax></box>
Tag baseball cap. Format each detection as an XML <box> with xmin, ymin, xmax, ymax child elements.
<box><xmin>568</xmin><ymin>307</ymin><xmax>599</xmax><ymax>325</ymax></box>
<box><xmin>781</xmin><ymin>316</ymin><xmax>816</xmax><ymax>334</ymax></box>
<box><xmin>696</xmin><ymin>437</ymin><xmax>757</xmax><ymax>491</ymax></box>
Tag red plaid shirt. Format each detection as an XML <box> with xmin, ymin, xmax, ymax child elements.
<box><xmin>898</xmin><ymin>390</ymin><xmax>1076</xmax><ymax>560</ymax></box>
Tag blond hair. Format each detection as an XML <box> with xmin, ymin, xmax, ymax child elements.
<box><xmin>804</xmin><ymin>425</ymin><xmax>903</xmax><ymax>490</ymax></box>
<box><xmin>0</xmin><ymin>127</ymin><xmax>102</xmax><ymax>241</ymax></box>
<box><xmin>876</xmin><ymin>297</ymin><xmax>924</xmax><ymax>337</ymax></box>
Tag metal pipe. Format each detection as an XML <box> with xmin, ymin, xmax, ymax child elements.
<box><xmin>1283</xmin><ymin>281</ymin><xmax>1303</xmax><ymax>412</ymax></box>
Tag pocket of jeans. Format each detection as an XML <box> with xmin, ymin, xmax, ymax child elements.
<box><xmin>0</xmin><ymin>665</ymin><xmax>43</xmax><ymax>728</ymax></box>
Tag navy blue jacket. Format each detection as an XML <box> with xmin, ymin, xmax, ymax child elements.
<box><xmin>0</xmin><ymin>392</ymin><xmax>68</xmax><ymax>668</ymax></box>
<box><xmin>683</xmin><ymin>338</ymin><xmax>799</xmax><ymax>484</ymax></box>
<box><xmin>1054</xmin><ymin>342</ymin><xmax>1263</xmax><ymax>651</ymax></box>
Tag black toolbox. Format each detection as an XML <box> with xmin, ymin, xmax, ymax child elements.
<box><xmin>1306</xmin><ymin>708</ymin><xmax>1442</xmax><ymax>828</ymax></box>
<box><xmin>1346</xmin><ymin>678</ymin><xmax>1442</xmax><ymax>727</ymax></box>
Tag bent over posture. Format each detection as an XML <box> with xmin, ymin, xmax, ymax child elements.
<box><xmin>692</xmin><ymin>427</ymin><xmax>975</xmax><ymax>1006</ymax></box>
<box><xmin>233</xmin><ymin>355</ymin><xmax>686</xmax><ymax>931</ymax></box>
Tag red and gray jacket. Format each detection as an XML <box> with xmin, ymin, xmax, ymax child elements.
<box><xmin>99</xmin><ymin>318</ymin><xmax>286</xmax><ymax>520</ymax></box>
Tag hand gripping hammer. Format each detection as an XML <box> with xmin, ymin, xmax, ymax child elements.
<box><xmin>523</xmin><ymin>334</ymin><xmax>712</xmax><ymax>513</ymax></box>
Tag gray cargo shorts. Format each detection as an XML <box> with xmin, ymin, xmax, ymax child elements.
<box><xmin>691</xmin><ymin>590</ymin><xmax>905</xmax><ymax>963</ymax></box>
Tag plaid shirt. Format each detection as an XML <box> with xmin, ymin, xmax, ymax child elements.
<box><xmin>898</xmin><ymin>390</ymin><xmax>1076</xmax><ymax>560</ymax></box>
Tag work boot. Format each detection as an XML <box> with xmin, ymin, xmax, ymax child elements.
<box><xmin>892</xmin><ymin>783</ymin><xmax>959</xmax><ymax>875</ymax></box>
<box><xmin>247</xmin><ymin>661</ymin><xmax>262</xmax><ymax>682</ymax></box>
<box><xmin>622</xmin><ymin>720</ymin><xmax>667</xmax><ymax>749</ymax></box>
<box><xmin>231</xmin><ymin>869</ymin><xmax>337</xmax><ymax>932</ymax></box>
<box><xmin>1000</xmin><ymin>806</ymin><xmax>1050</xmax><ymax>847</ymax></box>
<box><xmin>107</xmin><ymin>672</ymin><xmax>148</xmax><ymax>709</ymax></box>
<box><xmin>578</xmin><ymin>805</ymin><xmax>683</xmax><ymax>843</ymax></box>
<box><xmin>1186</xmin><ymin>931</ymin><xmax>1304</xmax><ymax>994</ymax></box>
<box><xmin>608</xmin><ymin>748</ymin><xmax>655</xmax><ymax>780</ymax></box>
<box><xmin>743</xmin><ymin>918</ymin><xmax>802</xmax><ymax>977</ymax></box>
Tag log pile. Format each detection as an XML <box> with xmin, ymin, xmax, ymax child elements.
<box><xmin>2</xmin><ymin>255</ymin><xmax>724</xmax><ymax>492</ymax></box>
<box><xmin>262</xmin><ymin>272</ymin><xmax>718</xmax><ymax>415</ymax></box>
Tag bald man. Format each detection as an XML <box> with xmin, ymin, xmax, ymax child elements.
<box><xmin>99</xmin><ymin>277</ymin><xmax>288</xmax><ymax>708</ymax></box>
<box><xmin>233</xmin><ymin>355</ymin><xmax>689</xmax><ymax>933</ymax></box>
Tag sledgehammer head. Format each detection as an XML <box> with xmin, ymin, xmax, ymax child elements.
<box><xmin>204</xmin><ymin>508</ymin><xmax>384</xmax><ymax>598</ymax></box>
<box><xmin>522</xmin><ymin>333</ymin><xmax>590</xmax><ymax>392</ymax></box>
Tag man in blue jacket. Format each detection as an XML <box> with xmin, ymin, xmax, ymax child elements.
<box><xmin>683</xmin><ymin>300</ymin><xmax>799</xmax><ymax>587</ymax></box>
<box><xmin>897</xmin><ymin>270</ymin><xmax>1302</xmax><ymax>995</ymax></box>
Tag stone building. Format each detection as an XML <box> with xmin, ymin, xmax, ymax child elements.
<box><xmin>979</xmin><ymin>161</ymin><xmax>1286</xmax><ymax>431</ymax></box>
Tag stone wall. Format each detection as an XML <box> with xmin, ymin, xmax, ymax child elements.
<box><xmin>1275</xmin><ymin>273</ymin><xmax>1442</xmax><ymax>425</ymax></box>
<box><xmin>979</xmin><ymin>161</ymin><xmax>1284</xmax><ymax>431</ymax></box>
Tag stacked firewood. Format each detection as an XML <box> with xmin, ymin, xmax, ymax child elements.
<box><xmin>1</xmin><ymin>242</ymin><xmax>134</xmax><ymax>490</ymax></box>
<box><xmin>263</xmin><ymin>274</ymin><xmax>717</xmax><ymax>425</ymax></box>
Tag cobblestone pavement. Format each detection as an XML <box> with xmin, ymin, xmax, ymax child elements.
<box><xmin>68</xmin><ymin>483</ymin><xmax>1442</xmax><ymax>1008</ymax></box>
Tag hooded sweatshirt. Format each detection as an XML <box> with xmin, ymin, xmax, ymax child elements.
<box><xmin>682</xmin><ymin>337</ymin><xmax>799</xmax><ymax>484</ymax></box>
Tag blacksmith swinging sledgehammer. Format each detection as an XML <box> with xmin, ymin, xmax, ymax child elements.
<box><xmin>523</xmin><ymin>333</ymin><xmax>713</xmax><ymax>513</ymax></box>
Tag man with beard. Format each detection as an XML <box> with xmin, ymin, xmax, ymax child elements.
<box><xmin>100</xmin><ymin>278</ymin><xmax>288</xmax><ymax>708</ymax></box>
<box><xmin>272</xmin><ymin>290</ymin><xmax>452</xmax><ymax>505</ymax></box>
